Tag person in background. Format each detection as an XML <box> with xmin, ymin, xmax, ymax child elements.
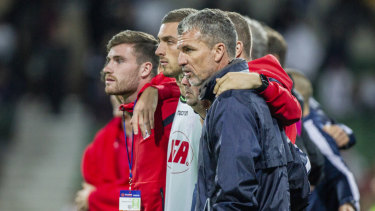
<box><xmin>75</xmin><ymin>95</ymin><xmax>122</xmax><ymax>211</ymax></box>
<box><xmin>288</xmin><ymin>70</ymin><xmax>360</xmax><ymax>211</ymax></box>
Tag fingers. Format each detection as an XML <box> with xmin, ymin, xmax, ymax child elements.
<box><xmin>131</xmin><ymin>87</ymin><xmax>158</xmax><ymax>136</ymax></box>
<box><xmin>338</xmin><ymin>203</ymin><xmax>355</xmax><ymax>211</ymax></box>
<box><xmin>138</xmin><ymin>111</ymin><xmax>145</xmax><ymax>137</ymax></box>
<box><xmin>131</xmin><ymin>112</ymin><xmax>139</xmax><ymax>135</ymax></box>
<box><xmin>149</xmin><ymin>110</ymin><xmax>155</xmax><ymax>129</ymax></box>
<box><xmin>131</xmin><ymin>106</ymin><xmax>155</xmax><ymax>137</ymax></box>
<box><xmin>75</xmin><ymin>189</ymin><xmax>87</xmax><ymax>211</ymax></box>
<box><xmin>323</xmin><ymin>125</ymin><xmax>349</xmax><ymax>147</ymax></box>
<box><xmin>214</xmin><ymin>74</ymin><xmax>230</xmax><ymax>95</ymax></box>
<box><xmin>214</xmin><ymin>78</ymin><xmax>230</xmax><ymax>97</ymax></box>
<box><xmin>138</xmin><ymin>111</ymin><xmax>152</xmax><ymax>139</ymax></box>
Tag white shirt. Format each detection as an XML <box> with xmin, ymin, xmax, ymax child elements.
<box><xmin>165</xmin><ymin>99</ymin><xmax>202</xmax><ymax>211</ymax></box>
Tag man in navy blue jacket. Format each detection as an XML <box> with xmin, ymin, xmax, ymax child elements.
<box><xmin>288</xmin><ymin>70</ymin><xmax>359</xmax><ymax>211</ymax></box>
<box><xmin>177</xmin><ymin>9</ymin><xmax>292</xmax><ymax>210</ymax></box>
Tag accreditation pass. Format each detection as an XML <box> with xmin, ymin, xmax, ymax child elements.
<box><xmin>119</xmin><ymin>190</ymin><xmax>141</xmax><ymax>211</ymax></box>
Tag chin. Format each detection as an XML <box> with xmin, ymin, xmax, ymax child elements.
<box><xmin>105</xmin><ymin>89</ymin><xmax>119</xmax><ymax>95</ymax></box>
<box><xmin>163</xmin><ymin>70</ymin><xmax>175</xmax><ymax>77</ymax></box>
<box><xmin>186</xmin><ymin>100</ymin><xmax>197</xmax><ymax>107</ymax></box>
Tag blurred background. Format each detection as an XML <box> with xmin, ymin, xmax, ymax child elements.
<box><xmin>0</xmin><ymin>0</ymin><xmax>374</xmax><ymax>210</ymax></box>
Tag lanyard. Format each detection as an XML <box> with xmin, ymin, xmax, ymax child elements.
<box><xmin>123</xmin><ymin>100</ymin><xmax>137</xmax><ymax>190</ymax></box>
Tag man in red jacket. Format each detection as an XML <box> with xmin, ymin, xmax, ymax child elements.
<box><xmin>76</xmin><ymin>30</ymin><xmax>178</xmax><ymax>211</ymax></box>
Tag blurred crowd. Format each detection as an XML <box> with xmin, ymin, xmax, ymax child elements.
<box><xmin>0</xmin><ymin>0</ymin><xmax>374</xmax><ymax>209</ymax></box>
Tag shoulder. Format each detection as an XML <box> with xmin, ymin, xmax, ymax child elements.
<box><xmin>215</xmin><ymin>89</ymin><xmax>267</xmax><ymax>112</ymax></box>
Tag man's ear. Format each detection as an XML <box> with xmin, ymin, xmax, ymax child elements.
<box><xmin>235</xmin><ymin>41</ymin><xmax>243</xmax><ymax>58</ymax></box>
<box><xmin>214</xmin><ymin>43</ymin><xmax>225</xmax><ymax>62</ymax></box>
<box><xmin>140</xmin><ymin>62</ymin><xmax>153</xmax><ymax>78</ymax></box>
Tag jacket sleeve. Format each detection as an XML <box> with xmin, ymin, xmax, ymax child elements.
<box><xmin>259</xmin><ymin>81</ymin><xmax>302</xmax><ymax>126</ymax></box>
<box><xmin>151</xmin><ymin>81</ymin><xmax>181</xmax><ymax>101</ymax></box>
<box><xmin>303</xmin><ymin>119</ymin><xmax>360</xmax><ymax>210</ymax></box>
<box><xmin>337</xmin><ymin>123</ymin><xmax>356</xmax><ymax>149</ymax></box>
<box><xmin>81</xmin><ymin>144</ymin><xmax>101</xmax><ymax>186</ymax></box>
<box><xmin>298</xmin><ymin>129</ymin><xmax>325</xmax><ymax>186</ymax></box>
<box><xmin>210</xmin><ymin>97</ymin><xmax>261</xmax><ymax>210</ymax></box>
<box><xmin>310</xmin><ymin>107</ymin><xmax>356</xmax><ymax>149</ymax></box>
<box><xmin>88</xmin><ymin>184</ymin><xmax>128</xmax><ymax>210</ymax></box>
<box><xmin>149</xmin><ymin>72</ymin><xmax>181</xmax><ymax>101</ymax></box>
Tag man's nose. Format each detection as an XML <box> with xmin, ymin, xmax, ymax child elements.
<box><xmin>103</xmin><ymin>62</ymin><xmax>113</xmax><ymax>73</ymax></box>
<box><xmin>155</xmin><ymin>43</ymin><xmax>165</xmax><ymax>56</ymax></box>
<box><xmin>181</xmin><ymin>75</ymin><xmax>190</xmax><ymax>87</ymax></box>
<box><xmin>178</xmin><ymin>52</ymin><xmax>187</xmax><ymax>66</ymax></box>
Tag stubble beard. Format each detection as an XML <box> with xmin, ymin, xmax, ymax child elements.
<box><xmin>189</xmin><ymin>77</ymin><xmax>203</xmax><ymax>86</ymax></box>
<box><xmin>163</xmin><ymin>65</ymin><xmax>182</xmax><ymax>78</ymax></box>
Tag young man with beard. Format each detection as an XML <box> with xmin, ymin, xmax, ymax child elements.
<box><xmin>177</xmin><ymin>9</ymin><xmax>291</xmax><ymax>210</ymax></box>
<box><xmin>77</xmin><ymin>30</ymin><xmax>178</xmax><ymax>211</ymax></box>
<box><xmin>154</xmin><ymin>8</ymin><xmax>203</xmax><ymax>211</ymax></box>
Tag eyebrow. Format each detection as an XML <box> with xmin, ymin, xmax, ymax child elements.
<box><xmin>113</xmin><ymin>55</ymin><xmax>124</xmax><ymax>59</ymax></box>
<box><xmin>181</xmin><ymin>44</ymin><xmax>195</xmax><ymax>51</ymax></box>
<box><xmin>106</xmin><ymin>55</ymin><xmax>125</xmax><ymax>62</ymax></box>
<box><xmin>160</xmin><ymin>35</ymin><xmax>177</xmax><ymax>42</ymax></box>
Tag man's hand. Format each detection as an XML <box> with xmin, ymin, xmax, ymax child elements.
<box><xmin>338</xmin><ymin>203</ymin><xmax>355</xmax><ymax>211</ymax></box>
<box><xmin>323</xmin><ymin>125</ymin><xmax>349</xmax><ymax>148</ymax></box>
<box><xmin>214</xmin><ymin>72</ymin><xmax>262</xmax><ymax>97</ymax></box>
<box><xmin>131</xmin><ymin>87</ymin><xmax>158</xmax><ymax>138</ymax></box>
<box><xmin>75</xmin><ymin>182</ymin><xmax>96</xmax><ymax>211</ymax></box>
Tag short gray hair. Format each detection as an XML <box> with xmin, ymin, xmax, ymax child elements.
<box><xmin>177</xmin><ymin>8</ymin><xmax>237</xmax><ymax>59</ymax></box>
<box><xmin>244</xmin><ymin>17</ymin><xmax>268</xmax><ymax>60</ymax></box>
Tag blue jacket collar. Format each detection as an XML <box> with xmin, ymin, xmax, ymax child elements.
<box><xmin>199</xmin><ymin>58</ymin><xmax>248</xmax><ymax>102</ymax></box>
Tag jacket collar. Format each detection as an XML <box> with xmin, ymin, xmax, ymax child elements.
<box><xmin>199</xmin><ymin>58</ymin><xmax>249</xmax><ymax>102</ymax></box>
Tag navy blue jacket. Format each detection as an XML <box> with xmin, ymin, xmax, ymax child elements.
<box><xmin>196</xmin><ymin>59</ymin><xmax>291</xmax><ymax>211</ymax></box>
<box><xmin>303</xmin><ymin>109</ymin><xmax>360</xmax><ymax>211</ymax></box>
<box><xmin>309</xmin><ymin>97</ymin><xmax>356</xmax><ymax>149</ymax></box>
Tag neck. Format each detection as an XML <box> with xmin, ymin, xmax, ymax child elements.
<box><xmin>120</xmin><ymin>79</ymin><xmax>150</xmax><ymax>104</ymax></box>
<box><xmin>193</xmin><ymin>105</ymin><xmax>206</xmax><ymax>121</ymax></box>
<box><xmin>214</xmin><ymin>54</ymin><xmax>232</xmax><ymax>75</ymax></box>
<box><xmin>194</xmin><ymin>99</ymin><xmax>211</xmax><ymax>122</ymax></box>
<box><xmin>122</xmin><ymin>111</ymin><xmax>133</xmax><ymax>137</ymax></box>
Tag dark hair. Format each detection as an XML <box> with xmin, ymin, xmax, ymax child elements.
<box><xmin>227</xmin><ymin>12</ymin><xmax>252</xmax><ymax>60</ymax></box>
<box><xmin>161</xmin><ymin>8</ymin><xmax>198</xmax><ymax>24</ymax></box>
<box><xmin>177</xmin><ymin>8</ymin><xmax>237</xmax><ymax>59</ymax></box>
<box><xmin>107</xmin><ymin>30</ymin><xmax>159</xmax><ymax>76</ymax></box>
<box><xmin>264</xmin><ymin>25</ymin><xmax>287</xmax><ymax>67</ymax></box>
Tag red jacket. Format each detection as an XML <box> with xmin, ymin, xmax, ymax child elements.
<box><xmin>248</xmin><ymin>55</ymin><xmax>301</xmax><ymax>143</ymax></box>
<box><xmin>82</xmin><ymin>73</ymin><xmax>179</xmax><ymax>211</ymax></box>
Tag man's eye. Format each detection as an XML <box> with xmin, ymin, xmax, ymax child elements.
<box><xmin>115</xmin><ymin>58</ymin><xmax>124</xmax><ymax>63</ymax></box>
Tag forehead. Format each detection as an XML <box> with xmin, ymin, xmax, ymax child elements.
<box><xmin>107</xmin><ymin>43</ymin><xmax>135</xmax><ymax>57</ymax></box>
<box><xmin>177</xmin><ymin>29</ymin><xmax>204</xmax><ymax>48</ymax></box>
<box><xmin>158</xmin><ymin>22</ymin><xmax>179</xmax><ymax>38</ymax></box>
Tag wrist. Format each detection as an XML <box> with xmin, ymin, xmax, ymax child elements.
<box><xmin>255</xmin><ymin>74</ymin><xmax>269</xmax><ymax>93</ymax></box>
